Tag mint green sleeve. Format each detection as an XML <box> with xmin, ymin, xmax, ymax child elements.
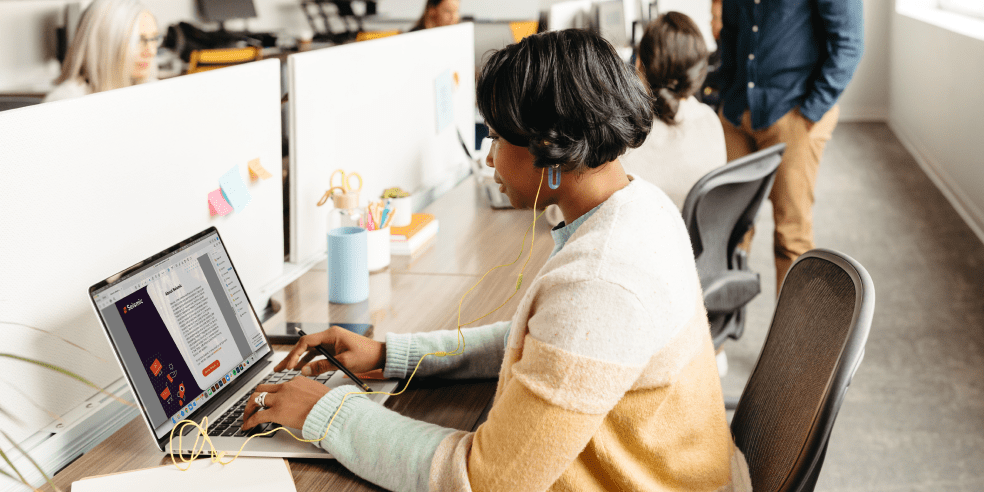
<box><xmin>303</xmin><ymin>385</ymin><xmax>456</xmax><ymax>492</ymax></box>
<box><xmin>383</xmin><ymin>321</ymin><xmax>510</xmax><ymax>380</ymax></box>
<box><xmin>300</xmin><ymin>322</ymin><xmax>508</xmax><ymax>490</ymax></box>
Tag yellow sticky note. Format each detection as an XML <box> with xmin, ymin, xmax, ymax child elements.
<box><xmin>247</xmin><ymin>158</ymin><xmax>273</xmax><ymax>181</ymax></box>
<box><xmin>509</xmin><ymin>21</ymin><xmax>538</xmax><ymax>44</ymax></box>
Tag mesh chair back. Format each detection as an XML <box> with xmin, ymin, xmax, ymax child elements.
<box><xmin>682</xmin><ymin>143</ymin><xmax>783</xmax><ymax>279</ymax></box>
<box><xmin>731</xmin><ymin>249</ymin><xmax>875</xmax><ymax>492</ymax></box>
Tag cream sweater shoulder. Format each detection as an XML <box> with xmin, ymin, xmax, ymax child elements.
<box><xmin>519</xmin><ymin>175</ymin><xmax>703</xmax><ymax>366</ymax></box>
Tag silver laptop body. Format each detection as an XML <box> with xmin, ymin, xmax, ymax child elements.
<box><xmin>88</xmin><ymin>227</ymin><xmax>396</xmax><ymax>459</ymax></box>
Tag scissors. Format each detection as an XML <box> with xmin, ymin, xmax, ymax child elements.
<box><xmin>318</xmin><ymin>169</ymin><xmax>363</xmax><ymax>206</ymax></box>
<box><xmin>330</xmin><ymin>169</ymin><xmax>362</xmax><ymax>195</ymax></box>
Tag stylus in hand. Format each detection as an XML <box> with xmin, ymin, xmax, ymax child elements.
<box><xmin>297</xmin><ymin>329</ymin><xmax>373</xmax><ymax>393</ymax></box>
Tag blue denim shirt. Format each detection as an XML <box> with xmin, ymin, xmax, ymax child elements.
<box><xmin>719</xmin><ymin>0</ymin><xmax>864</xmax><ymax>130</ymax></box>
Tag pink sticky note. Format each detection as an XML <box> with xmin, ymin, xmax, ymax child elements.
<box><xmin>208</xmin><ymin>189</ymin><xmax>233</xmax><ymax>216</ymax></box>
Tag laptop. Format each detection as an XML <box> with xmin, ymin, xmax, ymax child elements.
<box><xmin>88</xmin><ymin>226</ymin><xmax>397</xmax><ymax>458</ymax></box>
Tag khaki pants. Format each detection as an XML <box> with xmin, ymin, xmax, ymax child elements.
<box><xmin>720</xmin><ymin>105</ymin><xmax>839</xmax><ymax>292</ymax></box>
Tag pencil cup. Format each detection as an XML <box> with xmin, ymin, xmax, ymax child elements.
<box><xmin>390</xmin><ymin>196</ymin><xmax>412</xmax><ymax>227</ymax></box>
<box><xmin>366</xmin><ymin>226</ymin><xmax>391</xmax><ymax>272</ymax></box>
<box><xmin>327</xmin><ymin>227</ymin><xmax>369</xmax><ymax>304</ymax></box>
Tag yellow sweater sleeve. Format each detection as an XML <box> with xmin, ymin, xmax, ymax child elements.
<box><xmin>428</xmin><ymin>334</ymin><xmax>645</xmax><ymax>492</ymax></box>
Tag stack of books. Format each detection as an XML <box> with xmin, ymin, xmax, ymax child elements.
<box><xmin>390</xmin><ymin>213</ymin><xmax>439</xmax><ymax>256</ymax></box>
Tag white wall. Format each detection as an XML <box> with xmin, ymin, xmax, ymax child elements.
<box><xmin>378</xmin><ymin>0</ymin><xmax>539</xmax><ymax>21</ymax></box>
<box><xmin>837</xmin><ymin>0</ymin><xmax>892</xmax><ymax>121</ymax></box>
<box><xmin>889</xmin><ymin>6</ymin><xmax>984</xmax><ymax>241</ymax></box>
<box><xmin>0</xmin><ymin>0</ymin><xmax>67</xmax><ymax>90</ymax></box>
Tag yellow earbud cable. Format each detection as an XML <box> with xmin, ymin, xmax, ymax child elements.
<box><xmin>170</xmin><ymin>169</ymin><xmax>549</xmax><ymax>469</ymax></box>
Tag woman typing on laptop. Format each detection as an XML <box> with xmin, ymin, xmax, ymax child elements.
<box><xmin>241</xmin><ymin>29</ymin><xmax>751</xmax><ymax>491</ymax></box>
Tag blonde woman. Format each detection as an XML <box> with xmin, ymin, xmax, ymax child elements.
<box><xmin>44</xmin><ymin>0</ymin><xmax>161</xmax><ymax>102</ymax></box>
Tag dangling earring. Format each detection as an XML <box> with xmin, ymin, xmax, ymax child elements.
<box><xmin>548</xmin><ymin>165</ymin><xmax>561</xmax><ymax>190</ymax></box>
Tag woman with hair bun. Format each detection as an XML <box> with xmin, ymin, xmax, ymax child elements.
<box><xmin>241</xmin><ymin>29</ymin><xmax>750</xmax><ymax>492</ymax></box>
<box><xmin>44</xmin><ymin>0</ymin><xmax>160</xmax><ymax>102</ymax></box>
<box><xmin>621</xmin><ymin>11</ymin><xmax>727</xmax><ymax>209</ymax></box>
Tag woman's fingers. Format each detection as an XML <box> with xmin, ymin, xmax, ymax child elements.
<box><xmin>242</xmin><ymin>384</ymin><xmax>281</xmax><ymax>426</ymax></box>
<box><xmin>240</xmin><ymin>377</ymin><xmax>331</xmax><ymax>431</ymax></box>
<box><xmin>275</xmin><ymin>331</ymin><xmax>336</xmax><ymax>371</ymax></box>
<box><xmin>274</xmin><ymin>326</ymin><xmax>384</xmax><ymax>375</ymax></box>
<box><xmin>295</xmin><ymin>350</ymin><xmax>319</xmax><ymax>370</ymax></box>
<box><xmin>242</xmin><ymin>407</ymin><xmax>274</xmax><ymax>431</ymax></box>
<box><xmin>300</xmin><ymin>358</ymin><xmax>337</xmax><ymax>376</ymax></box>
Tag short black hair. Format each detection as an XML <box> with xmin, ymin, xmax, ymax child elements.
<box><xmin>477</xmin><ymin>29</ymin><xmax>653</xmax><ymax>172</ymax></box>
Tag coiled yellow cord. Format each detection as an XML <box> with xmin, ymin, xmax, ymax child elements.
<box><xmin>170</xmin><ymin>168</ymin><xmax>549</xmax><ymax>468</ymax></box>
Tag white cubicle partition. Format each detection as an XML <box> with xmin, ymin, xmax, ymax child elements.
<box><xmin>0</xmin><ymin>60</ymin><xmax>283</xmax><ymax>454</ymax></box>
<box><xmin>288</xmin><ymin>23</ymin><xmax>476</xmax><ymax>264</ymax></box>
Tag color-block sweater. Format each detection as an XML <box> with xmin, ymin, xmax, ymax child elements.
<box><xmin>302</xmin><ymin>175</ymin><xmax>752</xmax><ymax>491</ymax></box>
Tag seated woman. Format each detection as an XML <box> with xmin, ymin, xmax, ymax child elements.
<box><xmin>620</xmin><ymin>11</ymin><xmax>727</xmax><ymax>210</ymax></box>
<box><xmin>44</xmin><ymin>0</ymin><xmax>160</xmax><ymax>103</ymax></box>
<box><xmin>241</xmin><ymin>29</ymin><xmax>750</xmax><ymax>491</ymax></box>
<box><xmin>408</xmin><ymin>0</ymin><xmax>460</xmax><ymax>32</ymax></box>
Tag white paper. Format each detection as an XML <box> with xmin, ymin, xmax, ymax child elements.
<box><xmin>72</xmin><ymin>457</ymin><xmax>296</xmax><ymax>492</ymax></box>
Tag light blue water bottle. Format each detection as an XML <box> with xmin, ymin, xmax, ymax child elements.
<box><xmin>327</xmin><ymin>227</ymin><xmax>369</xmax><ymax>304</ymax></box>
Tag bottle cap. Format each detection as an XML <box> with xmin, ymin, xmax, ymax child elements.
<box><xmin>332</xmin><ymin>191</ymin><xmax>359</xmax><ymax>210</ymax></box>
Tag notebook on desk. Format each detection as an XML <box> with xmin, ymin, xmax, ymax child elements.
<box><xmin>73</xmin><ymin>457</ymin><xmax>296</xmax><ymax>491</ymax></box>
<box><xmin>88</xmin><ymin>226</ymin><xmax>396</xmax><ymax>459</ymax></box>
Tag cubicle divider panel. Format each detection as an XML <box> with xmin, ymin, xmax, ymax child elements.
<box><xmin>288</xmin><ymin>23</ymin><xmax>476</xmax><ymax>264</ymax></box>
<box><xmin>0</xmin><ymin>60</ymin><xmax>283</xmax><ymax>446</ymax></box>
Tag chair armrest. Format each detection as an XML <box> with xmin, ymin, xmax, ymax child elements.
<box><xmin>702</xmin><ymin>270</ymin><xmax>761</xmax><ymax>314</ymax></box>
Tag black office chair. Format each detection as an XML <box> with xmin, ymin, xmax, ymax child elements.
<box><xmin>681</xmin><ymin>143</ymin><xmax>784</xmax><ymax>349</ymax></box>
<box><xmin>0</xmin><ymin>95</ymin><xmax>43</xmax><ymax>112</ymax></box>
<box><xmin>731</xmin><ymin>248</ymin><xmax>875</xmax><ymax>492</ymax></box>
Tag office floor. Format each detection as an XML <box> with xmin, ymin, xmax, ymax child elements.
<box><xmin>719</xmin><ymin>122</ymin><xmax>984</xmax><ymax>491</ymax></box>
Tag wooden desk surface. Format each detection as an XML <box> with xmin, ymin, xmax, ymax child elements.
<box><xmin>47</xmin><ymin>175</ymin><xmax>554</xmax><ymax>491</ymax></box>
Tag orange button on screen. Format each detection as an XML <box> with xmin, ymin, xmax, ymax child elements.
<box><xmin>202</xmin><ymin>360</ymin><xmax>221</xmax><ymax>377</ymax></box>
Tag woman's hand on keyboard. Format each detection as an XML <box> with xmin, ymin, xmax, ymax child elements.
<box><xmin>274</xmin><ymin>325</ymin><xmax>386</xmax><ymax>377</ymax></box>
<box><xmin>241</xmin><ymin>377</ymin><xmax>329</xmax><ymax>432</ymax></box>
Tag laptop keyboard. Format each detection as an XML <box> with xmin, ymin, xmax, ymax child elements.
<box><xmin>205</xmin><ymin>369</ymin><xmax>337</xmax><ymax>438</ymax></box>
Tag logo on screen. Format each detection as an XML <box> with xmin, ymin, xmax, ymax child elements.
<box><xmin>123</xmin><ymin>299</ymin><xmax>144</xmax><ymax>313</ymax></box>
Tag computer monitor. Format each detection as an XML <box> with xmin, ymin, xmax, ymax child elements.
<box><xmin>199</xmin><ymin>0</ymin><xmax>257</xmax><ymax>27</ymax></box>
<box><xmin>548</xmin><ymin>0</ymin><xmax>591</xmax><ymax>31</ymax></box>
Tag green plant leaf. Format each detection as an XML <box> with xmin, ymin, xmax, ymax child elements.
<box><xmin>0</xmin><ymin>354</ymin><xmax>134</xmax><ymax>408</ymax></box>
<box><xmin>1</xmin><ymin>431</ymin><xmax>61</xmax><ymax>492</ymax></box>
<box><xmin>0</xmin><ymin>443</ymin><xmax>31</xmax><ymax>489</ymax></box>
<box><xmin>0</xmin><ymin>322</ymin><xmax>109</xmax><ymax>364</ymax></box>
<box><xmin>0</xmin><ymin>466</ymin><xmax>19</xmax><ymax>481</ymax></box>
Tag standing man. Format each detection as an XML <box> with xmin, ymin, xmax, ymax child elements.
<box><xmin>718</xmin><ymin>0</ymin><xmax>864</xmax><ymax>290</ymax></box>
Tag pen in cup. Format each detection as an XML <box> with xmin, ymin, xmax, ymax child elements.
<box><xmin>297</xmin><ymin>329</ymin><xmax>373</xmax><ymax>392</ymax></box>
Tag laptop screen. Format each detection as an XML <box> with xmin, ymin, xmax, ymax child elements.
<box><xmin>90</xmin><ymin>229</ymin><xmax>270</xmax><ymax>438</ymax></box>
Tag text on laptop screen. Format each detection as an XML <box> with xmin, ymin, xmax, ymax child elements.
<box><xmin>91</xmin><ymin>231</ymin><xmax>268</xmax><ymax>436</ymax></box>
